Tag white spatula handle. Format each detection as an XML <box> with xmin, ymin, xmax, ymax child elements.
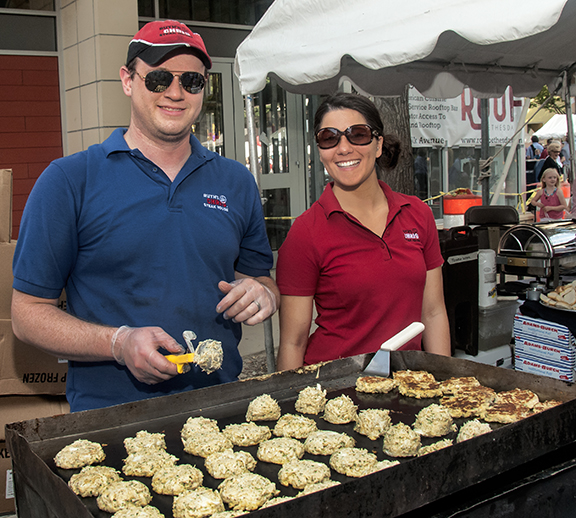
<box><xmin>380</xmin><ymin>322</ymin><xmax>425</xmax><ymax>352</ymax></box>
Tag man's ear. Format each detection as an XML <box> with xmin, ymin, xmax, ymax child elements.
<box><xmin>120</xmin><ymin>66</ymin><xmax>133</xmax><ymax>97</ymax></box>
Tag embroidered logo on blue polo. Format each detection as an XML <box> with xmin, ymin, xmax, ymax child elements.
<box><xmin>403</xmin><ymin>229</ymin><xmax>420</xmax><ymax>241</ymax></box>
<box><xmin>203</xmin><ymin>193</ymin><xmax>229</xmax><ymax>212</ymax></box>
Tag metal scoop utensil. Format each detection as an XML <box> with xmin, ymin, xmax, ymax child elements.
<box><xmin>363</xmin><ymin>322</ymin><xmax>425</xmax><ymax>377</ymax></box>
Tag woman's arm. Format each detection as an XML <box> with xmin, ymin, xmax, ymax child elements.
<box><xmin>420</xmin><ymin>267</ymin><xmax>451</xmax><ymax>356</ymax></box>
<box><xmin>277</xmin><ymin>295</ymin><xmax>314</xmax><ymax>371</ymax></box>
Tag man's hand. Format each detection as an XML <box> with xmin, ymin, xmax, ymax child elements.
<box><xmin>216</xmin><ymin>278</ymin><xmax>278</xmax><ymax>325</ymax></box>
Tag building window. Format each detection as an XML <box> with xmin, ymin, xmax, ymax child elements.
<box><xmin>0</xmin><ymin>0</ymin><xmax>54</xmax><ymax>9</ymax></box>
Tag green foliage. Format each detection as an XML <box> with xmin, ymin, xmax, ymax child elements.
<box><xmin>529</xmin><ymin>85</ymin><xmax>565</xmax><ymax>114</ymax></box>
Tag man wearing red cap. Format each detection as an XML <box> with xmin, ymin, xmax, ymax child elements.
<box><xmin>11</xmin><ymin>21</ymin><xmax>279</xmax><ymax>412</ymax></box>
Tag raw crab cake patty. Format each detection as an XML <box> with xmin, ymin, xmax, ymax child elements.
<box><xmin>173</xmin><ymin>487</ymin><xmax>225</xmax><ymax>518</ymax></box>
<box><xmin>294</xmin><ymin>385</ymin><xmax>327</xmax><ymax>415</ymax></box>
<box><xmin>257</xmin><ymin>437</ymin><xmax>305</xmax><ymax>464</ymax></box>
<box><xmin>246</xmin><ymin>394</ymin><xmax>282</xmax><ymax>422</ymax></box>
<box><xmin>182</xmin><ymin>430</ymin><xmax>233</xmax><ymax>457</ymax></box>
<box><xmin>329</xmin><ymin>447</ymin><xmax>377</xmax><ymax>478</ymax></box>
<box><xmin>218</xmin><ymin>472</ymin><xmax>279</xmax><ymax>511</ymax></box>
<box><xmin>111</xmin><ymin>505</ymin><xmax>165</xmax><ymax>518</ymax></box>
<box><xmin>222</xmin><ymin>422</ymin><xmax>271</xmax><ymax>446</ymax></box>
<box><xmin>355</xmin><ymin>375</ymin><xmax>398</xmax><ymax>394</ymax></box>
<box><xmin>273</xmin><ymin>413</ymin><xmax>318</xmax><ymax>439</ymax></box>
<box><xmin>151</xmin><ymin>464</ymin><xmax>204</xmax><ymax>495</ymax></box>
<box><xmin>124</xmin><ymin>431</ymin><xmax>166</xmax><ymax>454</ymax></box>
<box><xmin>354</xmin><ymin>408</ymin><xmax>392</xmax><ymax>440</ymax></box>
<box><xmin>204</xmin><ymin>450</ymin><xmax>257</xmax><ymax>479</ymax></box>
<box><xmin>383</xmin><ymin>422</ymin><xmax>422</xmax><ymax>457</ymax></box>
<box><xmin>322</xmin><ymin>395</ymin><xmax>358</xmax><ymax>424</ymax></box>
<box><xmin>298</xmin><ymin>480</ymin><xmax>341</xmax><ymax>496</ymax></box>
<box><xmin>304</xmin><ymin>430</ymin><xmax>355</xmax><ymax>455</ymax></box>
<box><xmin>122</xmin><ymin>450</ymin><xmax>178</xmax><ymax>477</ymax></box>
<box><xmin>181</xmin><ymin>416</ymin><xmax>220</xmax><ymax>441</ymax></box>
<box><xmin>54</xmin><ymin>439</ymin><xmax>106</xmax><ymax>469</ymax></box>
<box><xmin>277</xmin><ymin>459</ymin><xmax>331</xmax><ymax>489</ymax></box>
<box><xmin>68</xmin><ymin>465</ymin><xmax>122</xmax><ymax>497</ymax></box>
<box><xmin>417</xmin><ymin>439</ymin><xmax>453</xmax><ymax>456</ymax></box>
<box><xmin>412</xmin><ymin>404</ymin><xmax>457</xmax><ymax>437</ymax></box>
<box><xmin>96</xmin><ymin>480</ymin><xmax>152</xmax><ymax>513</ymax></box>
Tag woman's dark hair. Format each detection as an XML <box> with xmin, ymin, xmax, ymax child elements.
<box><xmin>314</xmin><ymin>92</ymin><xmax>401</xmax><ymax>170</ymax></box>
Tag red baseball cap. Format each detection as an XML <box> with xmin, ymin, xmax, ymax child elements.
<box><xmin>127</xmin><ymin>20</ymin><xmax>212</xmax><ymax>69</ymax></box>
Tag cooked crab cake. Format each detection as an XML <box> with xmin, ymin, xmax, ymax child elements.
<box><xmin>440</xmin><ymin>386</ymin><xmax>496</xmax><ymax>418</ymax></box>
<box><xmin>533</xmin><ymin>400</ymin><xmax>562</xmax><ymax>413</ymax></box>
<box><xmin>495</xmin><ymin>388</ymin><xmax>539</xmax><ymax>408</ymax></box>
<box><xmin>413</xmin><ymin>404</ymin><xmax>457</xmax><ymax>437</ymax></box>
<box><xmin>204</xmin><ymin>450</ymin><xmax>257</xmax><ymax>479</ymax></box>
<box><xmin>124</xmin><ymin>431</ymin><xmax>166</xmax><ymax>454</ymax></box>
<box><xmin>54</xmin><ymin>439</ymin><xmax>106</xmax><ymax>469</ymax></box>
<box><xmin>439</xmin><ymin>376</ymin><xmax>481</xmax><ymax>395</ymax></box>
<box><xmin>96</xmin><ymin>480</ymin><xmax>152</xmax><ymax>513</ymax></box>
<box><xmin>68</xmin><ymin>465</ymin><xmax>122</xmax><ymax>497</ymax></box>
<box><xmin>304</xmin><ymin>430</ymin><xmax>355</xmax><ymax>455</ymax></box>
<box><xmin>456</xmin><ymin>419</ymin><xmax>492</xmax><ymax>443</ymax></box>
<box><xmin>273</xmin><ymin>413</ymin><xmax>318</xmax><ymax>439</ymax></box>
<box><xmin>383</xmin><ymin>422</ymin><xmax>421</xmax><ymax>457</ymax></box>
<box><xmin>355</xmin><ymin>376</ymin><xmax>398</xmax><ymax>394</ymax></box>
<box><xmin>298</xmin><ymin>480</ymin><xmax>341</xmax><ymax>496</ymax></box>
<box><xmin>278</xmin><ymin>459</ymin><xmax>331</xmax><ymax>489</ymax></box>
<box><xmin>257</xmin><ymin>437</ymin><xmax>305</xmax><ymax>464</ymax></box>
<box><xmin>481</xmin><ymin>401</ymin><xmax>532</xmax><ymax>424</ymax></box>
<box><xmin>329</xmin><ymin>447</ymin><xmax>377</xmax><ymax>478</ymax></box>
<box><xmin>354</xmin><ymin>408</ymin><xmax>392</xmax><ymax>440</ymax></box>
<box><xmin>246</xmin><ymin>394</ymin><xmax>282</xmax><ymax>422</ymax></box>
<box><xmin>173</xmin><ymin>487</ymin><xmax>225</xmax><ymax>518</ymax></box>
<box><xmin>294</xmin><ymin>384</ymin><xmax>327</xmax><ymax>415</ymax></box>
<box><xmin>111</xmin><ymin>505</ymin><xmax>164</xmax><ymax>518</ymax></box>
<box><xmin>218</xmin><ymin>472</ymin><xmax>279</xmax><ymax>511</ymax></box>
<box><xmin>323</xmin><ymin>394</ymin><xmax>358</xmax><ymax>424</ymax></box>
<box><xmin>417</xmin><ymin>439</ymin><xmax>453</xmax><ymax>456</ymax></box>
<box><xmin>181</xmin><ymin>416</ymin><xmax>220</xmax><ymax>441</ymax></box>
<box><xmin>222</xmin><ymin>422</ymin><xmax>271</xmax><ymax>446</ymax></box>
<box><xmin>393</xmin><ymin>370</ymin><xmax>443</xmax><ymax>399</ymax></box>
<box><xmin>182</xmin><ymin>430</ymin><xmax>233</xmax><ymax>458</ymax></box>
<box><xmin>122</xmin><ymin>450</ymin><xmax>178</xmax><ymax>477</ymax></box>
<box><xmin>151</xmin><ymin>464</ymin><xmax>203</xmax><ymax>495</ymax></box>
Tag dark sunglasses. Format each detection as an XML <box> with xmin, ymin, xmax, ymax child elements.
<box><xmin>315</xmin><ymin>124</ymin><xmax>379</xmax><ymax>149</ymax></box>
<box><xmin>135</xmin><ymin>69</ymin><xmax>206</xmax><ymax>94</ymax></box>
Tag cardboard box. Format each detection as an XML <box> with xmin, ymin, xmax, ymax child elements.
<box><xmin>0</xmin><ymin>242</ymin><xmax>16</xmax><ymax>320</ymax></box>
<box><xmin>513</xmin><ymin>314</ymin><xmax>574</xmax><ymax>347</ymax></box>
<box><xmin>0</xmin><ymin>440</ymin><xmax>14</xmax><ymax>515</ymax></box>
<box><xmin>0</xmin><ymin>170</ymin><xmax>11</xmax><ymax>244</ymax></box>
<box><xmin>0</xmin><ymin>319</ymin><xmax>67</xmax><ymax>396</ymax></box>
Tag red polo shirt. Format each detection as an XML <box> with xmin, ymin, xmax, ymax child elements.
<box><xmin>276</xmin><ymin>181</ymin><xmax>443</xmax><ymax>365</ymax></box>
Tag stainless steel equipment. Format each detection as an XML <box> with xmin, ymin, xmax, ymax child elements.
<box><xmin>497</xmin><ymin>220</ymin><xmax>576</xmax><ymax>288</ymax></box>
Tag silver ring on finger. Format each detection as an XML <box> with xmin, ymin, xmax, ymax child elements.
<box><xmin>252</xmin><ymin>300</ymin><xmax>261</xmax><ymax>312</ymax></box>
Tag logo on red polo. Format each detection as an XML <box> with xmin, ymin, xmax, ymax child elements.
<box><xmin>403</xmin><ymin>228</ymin><xmax>420</xmax><ymax>241</ymax></box>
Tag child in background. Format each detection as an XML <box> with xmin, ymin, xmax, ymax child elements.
<box><xmin>531</xmin><ymin>168</ymin><xmax>567</xmax><ymax>222</ymax></box>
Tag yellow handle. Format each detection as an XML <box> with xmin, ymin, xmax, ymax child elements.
<box><xmin>165</xmin><ymin>353</ymin><xmax>195</xmax><ymax>374</ymax></box>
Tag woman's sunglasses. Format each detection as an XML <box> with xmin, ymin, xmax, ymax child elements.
<box><xmin>135</xmin><ymin>70</ymin><xmax>206</xmax><ymax>94</ymax></box>
<box><xmin>315</xmin><ymin>124</ymin><xmax>379</xmax><ymax>149</ymax></box>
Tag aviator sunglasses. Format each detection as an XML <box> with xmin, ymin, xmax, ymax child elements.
<box><xmin>135</xmin><ymin>69</ymin><xmax>206</xmax><ymax>94</ymax></box>
<box><xmin>315</xmin><ymin>124</ymin><xmax>379</xmax><ymax>149</ymax></box>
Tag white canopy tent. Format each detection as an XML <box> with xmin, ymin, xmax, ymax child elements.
<box><xmin>534</xmin><ymin>114</ymin><xmax>576</xmax><ymax>140</ymax></box>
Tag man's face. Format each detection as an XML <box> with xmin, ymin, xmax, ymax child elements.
<box><xmin>121</xmin><ymin>53</ymin><xmax>206</xmax><ymax>144</ymax></box>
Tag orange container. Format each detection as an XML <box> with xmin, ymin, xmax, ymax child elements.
<box><xmin>443</xmin><ymin>190</ymin><xmax>482</xmax><ymax>215</ymax></box>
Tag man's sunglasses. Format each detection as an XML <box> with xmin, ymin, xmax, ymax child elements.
<box><xmin>315</xmin><ymin>124</ymin><xmax>379</xmax><ymax>149</ymax></box>
<box><xmin>135</xmin><ymin>70</ymin><xmax>206</xmax><ymax>94</ymax></box>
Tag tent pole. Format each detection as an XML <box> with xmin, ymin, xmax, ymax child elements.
<box><xmin>563</xmin><ymin>71</ymin><xmax>576</xmax><ymax>186</ymax></box>
<box><xmin>480</xmin><ymin>99</ymin><xmax>490</xmax><ymax>205</ymax></box>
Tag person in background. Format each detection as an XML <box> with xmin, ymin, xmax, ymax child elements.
<box><xmin>526</xmin><ymin>135</ymin><xmax>543</xmax><ymax>159</ymax></box>
<box><xmin>275</xmin><ymin>92</ymin><xmax>451</xmax><ymax>371</ymax></box>
<box><xmin>536</xmin><ymin>140</ymin><xmax>563</xmax><ymax>181</ymax></box>
<box><xmin>11</xmin><ymin>20</ymin><xmax>279</xmax><ymax>412</ymax></box>
<box><xmin>531</xmin><ymin>168</ymin><xmax>567</xmax><ymax>222</ymax></box>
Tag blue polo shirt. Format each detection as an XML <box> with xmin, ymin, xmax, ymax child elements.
<box><xmin>13</xmin><ymin>128</ymin><xmax>273</xmax><ymax>411</ymax></box>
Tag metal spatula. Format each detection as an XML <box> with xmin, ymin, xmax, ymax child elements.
<box><xmin>363</xmin><ymin>322</ymin><xmax>425</xmax><ymax>376</ymax></box>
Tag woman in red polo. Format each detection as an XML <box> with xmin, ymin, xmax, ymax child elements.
<box><xmin>276</xmin><ymin>92</ymin><xmax>451</xmax><ymax>370</ymax></box>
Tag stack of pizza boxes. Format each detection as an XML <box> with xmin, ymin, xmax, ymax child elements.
<box><xmin>0</xmin><ymin>169</ymin><xmax>69</xmax><ymax>514</ymax></box>
<box><xmin>513</xmin><ymin>309</ymin><xmax>576</xmax><ymax>383</ymax></box>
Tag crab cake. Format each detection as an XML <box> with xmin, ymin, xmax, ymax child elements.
<box><xmin>54</xmin><ymin>439</ymin><xmax>106</xmax><ymax>469</ymax></box>
<box><xmin>370</xmin><ymin>459</ymin><xmax>400</xmax><ymax>472</ymax></box>
<box><xmin>182</xmin><ymin>430</ymin><xmax>233</xmax><ymax>458</ymax></box>
<box><xmin>257</xmin><ymin>437</ymin><xmax>305</xmax><ymax>464</ymax></box>
<box><xmin>533</xmin><ymin>400</ymin><xmax>562</xmax><ymax>413</ymax></box>
<box><xmin>204</xmin><ymin>450</ymin><xmax>257</xmax><ymax>479</ymax></box>
<box><xmin>354</xmin><ymin>408</ymin><xmax>392</xmax><ymax>440</ymax></box>
<box><xmin>322</xmin><ymin>394</ymin><xmax>358</xmax><ymax>424</ymax></box>
<box><xmin>355</xmin><ymin>375</ymin><xmax>398</xmax><ymax>394</ymax></box>
<box><xmin>304</xmin><ymin>430</ymin><xmax>355</xmax><ymax>455</ymax></box>
<box><xmin>124</xmin><ymin>431</ymin><xmax>166</xmax><ymax>454</ymax></box>
<box><xmin>294</xmin><ymin>384</ymin><xmax>327</xmax><ymax>415</ymax></box>
<box><xmin>393</xmin><ymin>370</ymin><xmax>443</xmax><ymax>399</ymax></box>
<box><xmin>273</xmin><ymin>413</ymin><xmax>318</xmax><ymax>439</ymax></box>
<box><xmin>173</xmin><ymin>487</ymin><xmax>225</xmax><ymax>518</ymax></box>
<box><xmin>122</xmin><ymin>450</ymin><xmax>178</xmax><ymax>477</ymax></box>
<box><xmin>111</xmin><ymin>506</ymin><xmax>164</xmax><ymax>518</ymax></box>
<box><xmin>218</xmin><ymin>472</ymin><xmax>279</xmax><ymax>511</ymax></box>
<box><xmin>417</xmin><ymin>439</ymin><xmax>453</xmax><ymax>456</ymax></box>
<box><xmin>222</xmin><ymin>422</ymin><xmax>271</xmax><ymax>446</ymax></box>
<box><xmin>413</xmin><ymin>404</ymin><xmax>457</xmax><ymax>437</ymax></box>
<box><xmin>298</xmin><ymin>480</ymin><xmax>341</xmax><ymax>496</ymax></box>
<box><xmin>481</xmin><ymin>401</ymin><xmax>532</xmax><ymax>424</ymax></box>
<box><xmin>439</xmin><ymin>376</ymin><xmax>481</xmax><ymax>395</ymax></box>
<box><xmin>440</xmin><ymin>386</ymin><xmax>496</xmax><ymax>418</ymax></box>
<box><xmin>277</xmin><ymin>459</ymin><xmax>331</xmax><ymax>489</ymax></box>
<box><xmin>181</xmin><ymin>416</ymin><xmax>220</xmax><ymax>441</ymax></box>
<box><xmin>210</xmin><ymin>511</ymin><xmax>248</xmax><ymax>518</ymax></box>
<box><xmin>496</xmin><ymin>388</ymin><xmax>539</xmax><ymax>408</ymax></box>
<box><xmin>151</xmin><ymin>464</ymin><xmax>203</xmax><ymax>495</ymax></box>
<box><xmin>193</xmin><ymin>339</ymin><xmax>224</xmax><ymax>374</ymax></box>
<box><xmin>456</xmin><ymin>419</ymin><xmax>492</xmax><ymax>443</ymax></box>
<box><xmin>260</xmin><ymin>495</ymin><xmax>296</xmax><ymax>508</ymax></box>
<box><xmin>68</xmin><ymin>465</ymin><xmax>122</xmax><ymax>497</ymax></box>
<box><xmin>329</xmin><ymin>447</ymin><xmax>377</xmax><ymax>478</ymax></box>
<box><xmin>383</xmin><ymin>422</ymin><xmax>421</xmax><ymax>457</ymax></box>
<box><xmin>96</xmin><ymin>480</ymin><xmax>152</xmax><ymax>513</ymax></box>
<box><xmin>246</xmin><ymin>394</ymin><xmax>282</xmax><ymax>422</ymax></box>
